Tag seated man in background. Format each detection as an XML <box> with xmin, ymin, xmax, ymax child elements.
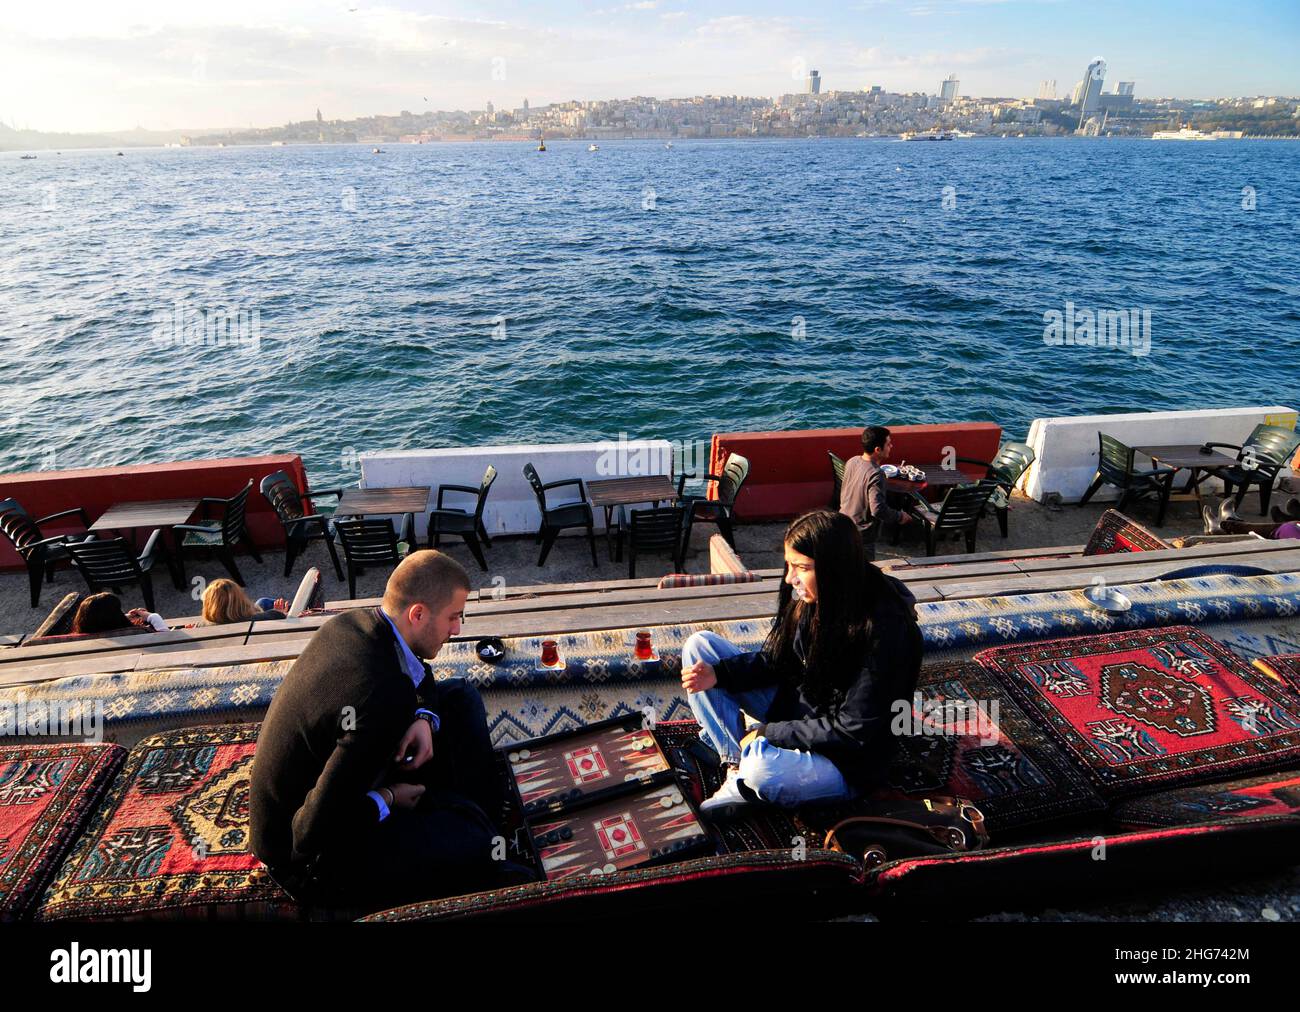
<box><xmin>251</xmin><ymin>550</ymin><xmax>530</xmax><ymax>913</ymax></box>
<box><xmin>839</xmin><ymin>425</ymin><xmax>911</xmax><ymax>562</ymax></box>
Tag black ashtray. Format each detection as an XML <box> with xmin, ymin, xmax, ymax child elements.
<box><xmin>476</xmin><ymin>637</ymin><xmax>506</xmax><ymax>663</ymax></box>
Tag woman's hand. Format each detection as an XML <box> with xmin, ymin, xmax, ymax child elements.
<box><xmin>273</xmin><ymin>598</ymin><xmax>290</xmax><ymax>612</ymax></box>
<box><xmin>681</xmin><ymin>660</ymin><xmax>717</xmax><ymax>693</ymax></box>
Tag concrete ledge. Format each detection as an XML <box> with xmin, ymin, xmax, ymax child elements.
<box><xmin>360</xmin><ymin>441</ymin><xmax>673</xmax><ymax>537</ymax></box>
<box><xmin>1023</xmin><ymin>406</ymin><xmax>1297</xmax><ymax>503</ymax></box>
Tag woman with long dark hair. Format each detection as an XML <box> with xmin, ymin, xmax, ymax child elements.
<box><xmin>680</xmin><ymin>509</ymin><xmax>923</xmax><ymax>813</ymax></box>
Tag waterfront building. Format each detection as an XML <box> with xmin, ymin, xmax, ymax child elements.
<box><xmin>941</xmin><ymin>75</ymin><xmax>959</xmax><ymax>102</ymax></box>
<box><xmin>807</xmin><ymin>69</ymin><xmax>821</xmax><ymax>95</ymax></box>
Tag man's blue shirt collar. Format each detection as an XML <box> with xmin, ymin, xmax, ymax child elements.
<box><xmin>379</xmin><ymin>608</ymin><xmax>426</xmax><ymax>687</ymax></box>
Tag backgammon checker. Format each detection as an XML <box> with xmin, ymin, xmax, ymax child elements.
<box><xmin>502</xmin><ymin>714</ymin><xmax>711</xmax><ymax>880</ymax></box>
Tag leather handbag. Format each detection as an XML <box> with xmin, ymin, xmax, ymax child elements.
<box><xmin>821</xmin><ymin>796</ymin><xmax>988</xmax><ymax>868</ymax></box>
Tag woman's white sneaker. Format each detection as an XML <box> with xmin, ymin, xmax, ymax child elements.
<box><xmin>700</xmin><ymin>767</ymin><xmax>752</xmax><ymax>816</ymax></box>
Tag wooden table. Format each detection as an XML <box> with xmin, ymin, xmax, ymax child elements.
<box><xmin>90</xmin><ymin>498</ymin><xmax>200</xmax><ymax>534</ymax></box>
<box><xmin>1135</xmin><ymin>445</ymin><xmax>1239</xmax><ymax>506</ymax></box>
<box><xmin>334</xmin><ymin>486</ymin><xmax>432</xmax><ymax>517</ymax></box>
<box><xmin>588</xmin><ymin>475</ymin><xmax>679</xmax><ymax>561</ymax></box>
<box><xmin>887</xmin><ymin>464</ymin><xmax>981</xmax><ymax>501</ymax></box>
<box><xmin>89</xmin><ymin>498</ymin><xmax>200</xmax><ymax>587</ymax></box>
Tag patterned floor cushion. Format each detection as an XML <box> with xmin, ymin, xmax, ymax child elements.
<box><xmin>0</xmin><ymin>743</ymin><xmax>125</xmax><ymax>922</ymax></box>
<box><xmin>36</xmin><ymin>723</ymin><xmax>297</xmax><ymax>921</ymax></box>
<box><xmin>1110</xmin><ymin>769</ymin><xmax>1300</xmax><ymax>828</ymax></box>
<box><xmin>973</xmin><ymin>625</ymin><xmax>1300</xmax><ymax>798</ymax></box>
<box><xmin>1082</xmin><ymin>508</ymin><xmax>1170</xmax><ymax>556</ymax></box>
<box><xmin>863</xmin><ymin>662</ymin><xmax>1105</xmax><ymax>833</ymax></box>
<box><xmin>1253</xmin><ymin>654</ymin><xmax>1300</xmax><ymax>698</ymax></box>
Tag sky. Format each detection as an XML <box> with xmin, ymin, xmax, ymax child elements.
<box><xmin>2</xmin><ymin>0</ymin><xmax>1298</xmax><ymax>133</ymax></box>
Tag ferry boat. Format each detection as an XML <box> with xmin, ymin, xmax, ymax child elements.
<box><xmin>902</xmin><ymin>130</ymin><xmax>954</xmax><ymax>141</ymax></box>
<box><xmin>1152</xmin><ymin>126</ymin><xmax>1244</xmax><ymax>141</ymax></box>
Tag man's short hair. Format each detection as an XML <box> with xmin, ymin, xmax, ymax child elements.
<box><xmin>862</xmin><ymin>426</ymin><xmax>891</xmax><ymax>453</ymax></box>
<box><xmin>383</xmin><ymin>549</ymin><xmax>471</xmax><ymax>614</ymax></box>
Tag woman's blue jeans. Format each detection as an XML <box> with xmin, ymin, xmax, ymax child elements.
<box><xmin>682</xmin><ymin>630</ymin><xmax>855</xmax><ymax>807</ymax></box>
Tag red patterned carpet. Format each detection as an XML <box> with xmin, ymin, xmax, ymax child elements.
<box><xmin>1081</xmin><ymin>508</ymin><xmax>1170</xmax><ymax>556</ymax></box>
<box><xmin>37</xmin><ymin>724</ymin><xmax>295</xmax><ymax>922</ymax></box>
<box><xmin>974</xmin><ymin>626</ymin><xmax>1300</xmax><ymax>797</ymax></box>
<box><xmin>0</xmin><ymin>743</ymin><xmax>124</xmax><ymax>922</ymax></box>
<box><xmin>1111</xmin><ymin>769</ymin><xmax>1300</xmax><ymax>828</ymax></box>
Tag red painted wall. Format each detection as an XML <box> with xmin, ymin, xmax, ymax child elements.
<box><xmin>710</xmin><ymin>423</ymin><xmax>1004</xmax><ymax>521</ymax></box>
<box><xmin>0</xmin><ymin>455</ymin><xmax>310</xmax><ymax>571</ymax></box>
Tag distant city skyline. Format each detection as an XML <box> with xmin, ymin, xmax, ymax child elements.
<box><xmin>3</xmin><ymin>0</ymin><xmax>1298</xmax><ymax>133</ymax></box>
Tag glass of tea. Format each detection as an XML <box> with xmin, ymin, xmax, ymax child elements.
<box><xmin>540</xmin><ymin>639</ymin><xmax>560</xmax><ymax>667</ymax></box>
<box><xmin>634</xmin><ymin>631</ymin><xmax>654</xmax><ymax>660</ymax></box>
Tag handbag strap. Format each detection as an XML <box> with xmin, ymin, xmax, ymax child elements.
<box><xmin>822</xmin><ymin>797</ymin><xmax>989</xmax><ymax>854</ymax></box>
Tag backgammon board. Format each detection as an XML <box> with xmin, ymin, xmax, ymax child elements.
<box><xmin>506</xmin><ymin>716</ymin><xmax>672</xmax><ymax>815</ymax></box>
<box><xmin>530</xmin><ymin>781</ymin><xmax>709</xmax><ymax>881</ymax></box>
<box><xmin>500</xmin><ymin>715</ymin><xmax>713</xmax><ymax>879</ymax></box>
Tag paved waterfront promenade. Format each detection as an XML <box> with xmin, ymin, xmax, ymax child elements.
<box><xmin>0</xmin><ymin>492</ymin><xmax>1214</xmax><ymax>637</ymax></box>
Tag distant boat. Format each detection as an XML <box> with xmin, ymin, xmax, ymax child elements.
<box><xmin>115</xmin><ymin>151</ymin><xmax>124</xmax><ymax>156</ymax></box>
<box><xmin>588</xmin><ymin>144</ymin><xmax>599</xmax><ymax>152</ymax></box>
<box><xmin>665</xmin><ymin>141</ymin><xmax>673</xmax><ymax>149</ymax></box>
<box><xmin>270</xmin><ymin>141</ymin><xmax>284</xmax><ymax>147</ymax></box>
<box><xmin>372</xmin><ymin>147</ymin><xmax>384</xmax><ymax>154</ymax></box>
<box><xmin>1151</xmin><ymin>126</ymin><xmax>1241</xmax><ymax>141</ymax></box>
<box><xmin>19</xmin><ymin>154</ymin><xmax>36</xmax><ymax>160</ymax></box>
<box><xmin>902</xmin><ymin>131</ymin><xmax>954</xmax><ymax>142</ymax></box>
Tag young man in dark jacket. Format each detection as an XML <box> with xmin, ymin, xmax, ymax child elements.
<box><xmin>251</xmin><ymin>550</ymin><xmax>528</xmax><ymax>912</ymax></box>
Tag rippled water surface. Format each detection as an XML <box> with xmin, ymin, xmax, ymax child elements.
<box><xmin>2</xmin><ymin>138</ymin><xmax>1297</xmax><ymax>485</ymax></box>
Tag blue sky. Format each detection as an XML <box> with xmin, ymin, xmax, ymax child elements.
<box><xmin>2</xmin><ymin>0</ymin><xmax>1297</xmax><ymax>132</ymax></box>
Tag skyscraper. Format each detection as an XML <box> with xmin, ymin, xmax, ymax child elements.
<box><xmin>1038</xmin><ymin>80</ymin><xmax>1057</xmax><ymax>100</ymax></box>
<box><xmin>1076</xmin><ymin>58</ymin><xmax>1106</xmax><ymax>131</ymax></box>
<box><xmin>1079</xmin><ymin>58</ymin><xmax>1106</xmax><ymax>114</ymax></box>
<box><xmin>940</xmin><ymin>75</ymin><xmax>959</xmax><ymax>102</ymax></box>
<box><xmin>807</xmin><ymin>70</ymin><xmax>821</xmax><ymax>95</ymax></box>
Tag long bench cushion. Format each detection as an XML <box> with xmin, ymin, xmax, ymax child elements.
<box><xmin>973</xmin><ymin>625</ymin><xmax>1300</xmax><ymax>798</ymax></box>
<box><xmin>657</xmin><ymin>571</ymin><xmax>760</xmax><ymax>590</ymax></box>
<box><xmin>36</xmin><ymin>723</ymin><xmax>296</xmax><ymax>921</ymax></box>
<box><xmin>0</xmin><ymin>743</ymin><xmax>125</xmax><ymax>921</ymax></box>
<box><xmin>1109</xmin><ymin>768</ymin><xmax>1300</xmax><ymax>828</ymax></box>
<box><xmin>356</xmin><ymin>848</ymin><xmax>863</xmax><ymax>922</ymax></box>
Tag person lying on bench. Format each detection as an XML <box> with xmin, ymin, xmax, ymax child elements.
<box><xmin>251</xmin><ymin>549</ymin><xmax>532</xmax><ymax>912</ymax></box>
<box><xmin>680</xmin><ymin>510</ymin><xmax>923</xmax><ymax>814</ymax></box>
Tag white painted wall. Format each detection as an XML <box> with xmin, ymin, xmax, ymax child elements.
<box><xmin>1022</xmin><ymin>406</ymin><xmax>1297</xmax><ymax>503</ymax></box>
<box><xmin>360</xmin><ymin>440</ymin><xmax>675</xmax><ymax>537</ymax></box>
